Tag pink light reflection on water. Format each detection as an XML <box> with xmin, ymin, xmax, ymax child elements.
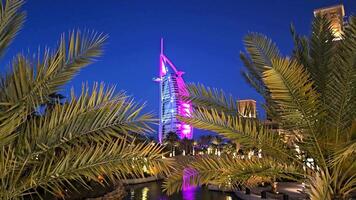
<box><xmin>182</xmin><ymin>168</ymin><xmax>198</xmax><ymax>200</ymax></box>
<box><xmin>182</xmin><ymin>187</ymin><xmax>196</xmax><ymax>200</ymax></box>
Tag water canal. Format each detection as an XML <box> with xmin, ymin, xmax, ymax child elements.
<box><xmin>124</xmin><ymin>181</ymin><xmax>238</xmax><ymax>200</ymax></box>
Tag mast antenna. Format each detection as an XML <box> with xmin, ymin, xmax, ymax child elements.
<box><xmin>160</xmin><ymin>38</ymin><xmax>164</xmax><ymax>55</ymax></box>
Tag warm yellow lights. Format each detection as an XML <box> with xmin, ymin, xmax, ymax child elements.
<box><xmin>314</xmin><ymin>5</ymin><xmax>345</xmax><ymax>40</ymax></box>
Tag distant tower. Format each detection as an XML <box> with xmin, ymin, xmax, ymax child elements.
<box><xmin>238</xmin><ymin>99</ymin><xmax>257</xmax><ymax>118</ymax></box>
<box><xmin>154</xmin><ymin>39</ymin><xmax>193</xmax><ymax>143</ymax></box>
<box><xmin>314</xmin><ymin>4</ymin><xmax>345</xmax><ymax>40</ymax></box>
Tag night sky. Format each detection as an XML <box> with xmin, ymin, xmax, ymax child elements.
<box><xmin>3</xmin><ymin>0</ymin><xmax>356</xmax><ymax>138</ymax></box>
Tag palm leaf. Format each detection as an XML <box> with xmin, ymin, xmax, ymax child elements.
<box><xmin>163</xmin><ymin>155</ymin><xmax>301</xmax><ymax>195</ymax></box>
<box><xmin>325</xmin><ymin>16</ymin><xmax>356</xmax><ymax>140</ymax></box>
<box><xmin>185</xmin><ymin>83</ymin><xmax>238</xmax><ymax>115</ymax></box>
<box><xmin>308</xmin><ymin>16</ymin><xmax>335</xmax><ymax>96</ymax></box>
<box><xmin>240</xmin><ymin>33</ymin><xmax>281</xmax><ymax>120</ymax></box>
<box><xmin>19</xmin><ymin>83</ymin><xmax>154</xmax><ymax>156</ymax></box>
<box><xmin>308</xmin><ymin>170</ymin><xmax>333</xmax><ymax>200</ymax></box>
<box><xmin>262</xmin><ymin>57</ymin><xmax>327</xmax><ymax>168</ymax></box>
<box><xmin>1</xmin><ymin>139</ymin><xmax>174</xmax><ymax>199</ymax></box>
<box><xmin>243</xmin><ymin>33</ymin><xmax>280</xmax><ymax>72</ymax></box>
<box><xmin>0</xmin><ymin>0</ymin><xmax>25</xmax><ymax>58</ymax></box>
<box><xmin>0</xmin><ymin>31</ymin><xmax>107</xmax><ymax>146</ymax></box>
<box><xmin>179</xmin><ymin>107</ymin><xmax>302</xmax><ymax>165</ymax></box>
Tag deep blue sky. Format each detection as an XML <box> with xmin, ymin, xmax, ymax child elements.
<box><xmin>3</xmin><ymin>0</ymin><xmax>356</xmax><ymax>138</ymax></box>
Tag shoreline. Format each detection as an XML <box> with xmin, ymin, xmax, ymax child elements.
<box><xmin>122</xmin><ymin>175</ymin><xmax>163</xmax><ymax>185</ymax></box>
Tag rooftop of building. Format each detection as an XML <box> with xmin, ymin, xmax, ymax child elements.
<box><xmin>313</xmin><ymin>4</ymin><xmax>345</xmax><ymax>16</ymax></box>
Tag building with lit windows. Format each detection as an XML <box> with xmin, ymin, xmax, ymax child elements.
<box><xmin>314</xmin><ymin>4</ymin><xmax>345</xmax><ymax>40</ymax></box>
<box><xmin>154</xmin><ymin>39</ymin><xmax>193</xmax><ymax>143</ymax></box>
<box><xmin>238</xmin><ymin>99</ymin><xmax>256</xmax><ymax>118</ymax></box>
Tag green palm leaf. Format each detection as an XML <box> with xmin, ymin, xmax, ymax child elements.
<box><xmin>185</xmin><ymin>83</ymin><xmax>238</xmax><ymax>114</ymax></box>
<box><xmin>19</xmin><ymin>83</ymin><xmax>154</xmax><ymax>156</ymax></box>
<box><xmin>1</xmin><ymin>139</ymin><xmax>174</xmax><ymax>199</ymax></box>
<box><xmin>0</xmin><ymin>1</ymin><xmax>173</xmax><ymax>198</ymax></box>
<box><xmin>163</xmin><ymin>155</ymin><xmax>301</xmax><ymax>195</ymax></box>
<box><xmin>325</xmin><ymin>16</ymin><xmax>356</xmax><ymax>140</ymax></box>
<box><xmin>0</xmin><ymin>31</ymin><xmax>107</xmax><ymax>146</ymax></box>
<box><xmin>243</xmin><ymin>33</ymin><xmax>280</xmax><ymax>71</ymax></box>
<box><xmin>262</xmin><ymin>57</ymin><xmax>327</xmax><ymax>167</ymax></box>
<box><xmin>0</xmin><ymin>0</ymin><xmax>25</xmax><ymax>58</ymax></box>
<box><xmin>179</xmin><ymin>107</ymin><xmax>302</xmax><ymax>165</ymax></box>
<box><xmin>240</xmin><ymin>33</ymin><xmax>281</xmax><ymax>120</ymax></box>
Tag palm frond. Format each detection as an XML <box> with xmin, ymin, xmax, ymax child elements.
<box><xmin>1</xmin><ymin>139</ymin><xmax>174</xmax><ymax>199</ymax></box>
<box><xmin>263</xmin><ymin>57</ymin><xmax>321</xmax><ymax>130</ymax></box>
<box><xmin>240</xmin><ymin>33</ymin><xmax>281</xmax><ymax>120</ymax></box>
<box><xmin>243</xmin><ymin>33</ymin><xmax>280</xmax><ymax>72</ymax></box>
<box><xmin>19</xmin><ymin>83</ymin><xmax>154</xmax><ymax>156</ymax></box>
<box><xmin>325</xmin><ymin>16</ymin><xmax>356</xmax><ymax>139</ymax></box>
<box><xmin>240</xmin><ymin>54</ymin><xmax>267</xmax><ymax>96</ymax></box>
<box><xmin>163</xmin><ymin>155</ymin><xmax>301</xmax><ymax>195</ymax></box>
<box><xmin>185</xmin><ymin>83</ymin><xmax>238</xmax><ymax>115</ymax></box>
<box><xmin>308</xmin><ymin>170</ymin><xmax>333</xmax><ymax>200</ymax></box>
<box><xmin>179</xmin><ymin>108</ymin><xmax>302</xmax><ymax>164</ymax></box>
<box><xmin>330</xmin><ymin>142</ymin><xmax>356</xmax><ymax>167</ymax></box>
<box><xmin>240</xmin><ymin>32</ymin><xmax>280</xmax><ymax>95</ymax></box>
<box><xmin>0</xmin><ymin>31</ymin><xmax>107</xmax><ymax>146</ymax></box>
<box><xmin>262</xmin><ymin>57</ymin><xmax>327</xmax><ymax>167</ymax></box>
<box><xmin>290</xmin><ymin>23</ymin><xmax>311</xmax><ymax>76</ymax></box>
<box><xmin>0</xmin><ymin>0</ymin><xmax>25</xmax><ymax>58</ymax></box>
<box><xmin>307</xmin><ymin>16</ymin><xmax>335</xmax><ymax>96</ymax></box>
<box><xmin>0</xmin><ymin>146</ymin><xmax>30</xmax><ymax>199</ymax></box>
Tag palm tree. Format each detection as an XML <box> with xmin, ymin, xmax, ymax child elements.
<box><xmin>164</xmin><ymin>16</ymin><xmax>356</xmax><ymax>199</ymax></box>
<box><xmin>180</xmin><ymin>138</ymin><xmax>194</xmax><ymax>155</ymax></box>
<box><xmin>164</xmin><ymin>131</ymin><xmax>179</xmax><ymax>156</ymax></box>
<box><xmin>198</xmin><ymin>135</ymin><xmax>213</xmax><ymax>154</ymax></box>
<box><xmin>211</xmin><ymin>136</ymin><xmax>223</xmax><ymax>156</ymax></box>
<box><xmin>0</xmin><ymin>1</ymin><xmax>173</xmax><ymax>199</ymax></box>
<box><xmin>222</xmin><ymin>141</ymin><xmax>236</xmax><ymax>155</ymax></box>
<box><xmin>198</xmin><ymin>135</ymin><xmax>212</xmax><ymax>149</ymax></box>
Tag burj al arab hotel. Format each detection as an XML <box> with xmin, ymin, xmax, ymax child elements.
<box><xmin>154</xmin><ymin>39</ymin><xmax>193</xmax><ymax>143</ymax></box>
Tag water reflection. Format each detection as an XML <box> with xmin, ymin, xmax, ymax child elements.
<box><xmin>124</xmin><ymin>181</ymin><xmax>237</xmax><ymax>200</ymax></box>
<box><xmin>130</xmin><ymin>189</ymin><xmax>135</xmax><ymax>199</ymax></box>
<box><xmin>226</xmin><ymin>196</ymin><xmax>233</xmax><ymax>200</ymax></box>
<box><xmin>182</xmin><ymin>186</ymin><xmax>195</xmax><ymax>200</ymax></box>
<box><xmin>182</xmin><ymin>168</ymin><xmax>197</xmax><ymax>200</ymax></box>
<box><xmin>142</xmin><ymin>187</ymin><xmax>149</xmax><ymax>200</ymax></box>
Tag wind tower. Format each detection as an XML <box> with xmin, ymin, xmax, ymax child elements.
<box><xmin>314</xmin><ymin>4</ymin><xmax>345</xmax><ymax>40</ymax></box>
<box><xmin>153</xmin><ymin>39</ymin><xmax>193</xmax><ymax>143</ymax></box>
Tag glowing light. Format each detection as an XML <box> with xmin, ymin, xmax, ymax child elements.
<box><xmin>183</xmin><ymin>168</ymin><xmax>197</xmax><ymax>191</ymax></box>
<box><xmin>142</xmin><ymin>187</ymin><xmax>149</xmax><ymax>200</ymax></box>
<box><xmin>182</xmin><ymin>103</ymin><xmax>190</xmax><ymax>108</ymax></box>
<box><xmin>160</xmin><ymin>61</ymin><xmax>167</xmax><ymax>76</ymax></box>
<box><xmin>183</xmin><ymin>124</ymin><xmax>191</xmax><ymax>129</ymax></box>
<box><xmin>97</xmin><ymin>175</ymin><xmax>104</xmax><ymax>183</ymax></box>
<box><xmin>130</xmin><ymin>189</ymin><xmax>135</xmax><ymax>199</ymax></box>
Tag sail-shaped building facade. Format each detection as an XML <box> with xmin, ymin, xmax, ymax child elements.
<box><xmin>154</xmin><ymin>39</ymin><xmax>193</xmax><ymax>143</ymax></box>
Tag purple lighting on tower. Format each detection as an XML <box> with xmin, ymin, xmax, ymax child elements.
<box><xmin>154</xmin><ymin>38</ymin><xmax>193</xmax><ymax>143</ymax></box>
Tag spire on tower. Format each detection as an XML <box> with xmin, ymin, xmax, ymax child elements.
<box><xmin>160</xmin><ymin>38</ymin><xmax>164</xmax><ymax>55</ymax></box>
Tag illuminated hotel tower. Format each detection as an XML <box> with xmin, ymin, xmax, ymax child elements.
<box><xmin>314</xmin><ymin>4</ymin><xmax>345</xmax><ymax>40</ymax></box>
<box><xmin>154</xmin><ymin>39</ymin><xmax>193</xmax><ymax>143</ymax></box>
